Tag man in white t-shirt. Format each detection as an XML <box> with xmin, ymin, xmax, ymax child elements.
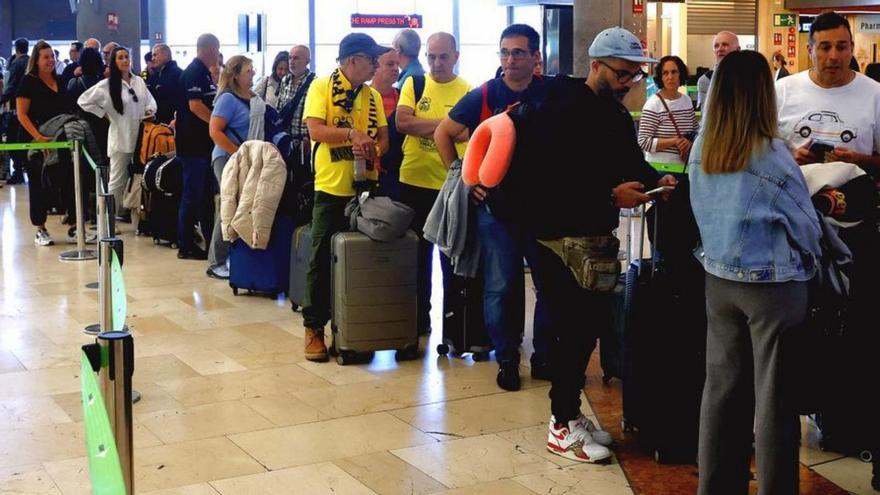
<box><xmin>777</xmin><ymin>11</ymin><xmax>880</xmax><ymax>176</ymax></box>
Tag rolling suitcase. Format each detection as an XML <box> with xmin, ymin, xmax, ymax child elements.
<box><xmin>622</xmin><ymin>201</ymin><xmax>706</xmax><ymax>464</ymax></box>
<box><xmin>288</xmin><ymin>224</ymin><xmax>312</xmax><ymax>312</ymax></box>
<box><xmin>146</xmin><ymin>191</ymin><xmax>179</xmax><ymax>248</ymax></box>
<box><xmin>330</xmin><ymin>230</ymin><xmax>419</xmax><ymax>365</ymax></box>
<box><xmin>229</xmin><ymin>215</ymin><xmax>295</xmax><ymax>298</ymax></box>
<box><xmin>437</xmin><ymin>274</ymin><xmax>494</xmax><ymax>360</ymax></box>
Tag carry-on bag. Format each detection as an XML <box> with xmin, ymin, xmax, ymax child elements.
<box><xmin>622</xmin><ymin>200</ymin><xmax>706</xmax><ymax>464</ymax></box>
<box><xmin>229</xmin><ymin>215</ymin><xmax>295</xmax><ymax>297</ymax></box>
<box><xmin>288</xmin><ymin>224</ymin><xmax>312</xmax><ymax>311</ymax></box>
<box><xmin>437</xmin><ymin>274</ymin><xmax>494</xmax><ymax>360</ymax></box>
<box><xmin>330</xmin><ymin>230</ymin><xmax>419</xmax><ymax>365</ymax></box>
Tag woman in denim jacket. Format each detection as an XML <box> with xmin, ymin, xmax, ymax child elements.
<box><xmin>689</xmin><ymin>50</ymin><xmax>821</xmax><ymax>495</ymax></box>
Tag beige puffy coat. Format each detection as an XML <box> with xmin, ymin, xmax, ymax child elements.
<box><xmin>220</xmin><ymin>141</ymin><xmax>287</xmax><ymax>249</ymax></box>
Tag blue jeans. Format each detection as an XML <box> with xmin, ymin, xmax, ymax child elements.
<box><xmin>477</xmin><ymin>204</ymin><xmax>548</xmax><ymax>366</ymax></box>
<box><xmin>177</xmin><ymin>155</ymin><xmax>216</xmax><ymax>252</ymax></box>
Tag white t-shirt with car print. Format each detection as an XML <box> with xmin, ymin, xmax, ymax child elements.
<box><xmin>776</xmin><ymin>71</ymin><xmax>880</xmax><ymax>156</ymax></box>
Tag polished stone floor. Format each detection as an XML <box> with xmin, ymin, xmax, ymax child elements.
<box><xmin>0</xmin><ymin>182</ymin><xmax>873</xmax><ymax>494</ymax></box>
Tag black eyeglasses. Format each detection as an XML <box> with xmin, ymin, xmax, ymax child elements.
<box><xmin>597</xmin><ymin>60</ymin><xmax>646</xmax><ymax>84</ymax></box>
<box><xmin>128</xmin><ymin>87</ymin><xmax>138</xmax><ymax>103</ymax></box>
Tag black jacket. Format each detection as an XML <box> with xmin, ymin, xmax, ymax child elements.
<box><xmin>147</xmin><ymin>60</ymin><xmax>183</xmax><ymax>124</ymax></box>
<box><xmin>1</xmin><ymin>54</ymin><xmax>29</xmax><ymax>106</ymax></box>
<box><xmin>505</xmin><ymin>76</ymin><xmax>661</xmax><ymax>239</ymax></box>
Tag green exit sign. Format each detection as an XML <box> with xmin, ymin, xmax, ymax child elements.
<box><xmin>774</xmin><ymin>13</ymin><xmax>797</xmax><ymax>27</ymax></box>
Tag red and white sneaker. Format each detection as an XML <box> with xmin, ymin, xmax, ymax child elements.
<box><xmin>574</xmin><ymin>414</ymin><xmax>613</xmax><ymax>447</ymax></box>
<box><xmin>547</xmin><ymin>416</ymin><xmax>613</xmax><ymax>463</ymax></box>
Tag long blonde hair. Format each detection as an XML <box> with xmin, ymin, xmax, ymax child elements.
<box><xmin>701</xmin><ymin>50</ymin><xmax>778</xmax><ymax>174</ymax></box>
<box><xmin>215</xmin><ymin>55</ymin><xmax>253</xmax><ymax>101</ymax></box>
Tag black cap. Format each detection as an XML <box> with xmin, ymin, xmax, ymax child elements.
<box><xmin>338</xmin><ymin>33</ymin><xmax>390</xmax><ymax>60</ymax></box>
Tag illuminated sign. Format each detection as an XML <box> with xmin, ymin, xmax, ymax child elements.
<box><xmin>351</xmin><ymin>14</ymin><xmax>423</xmax><ymax>29</ymax></box>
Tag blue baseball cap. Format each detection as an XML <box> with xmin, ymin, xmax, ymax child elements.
<box><xmin>588</xmin><ymin>27</ymin><xmax>657</xmax><ymax>64</ymax></box>
<box><xmin>338</xmin><ymin>33</ymin><xmax>391</xmax><ymax>60</ymax></box>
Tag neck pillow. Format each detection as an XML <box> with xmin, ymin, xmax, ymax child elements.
<box><xmin>461</xmin><ymin>112</ymin><xmax>516</xmax><ymax>187</ymax></box>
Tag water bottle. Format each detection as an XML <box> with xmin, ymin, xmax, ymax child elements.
<box><xmin>353</xmin><ymin>158</ymin><xmax>367</xmax><ymax>182</ymax></box>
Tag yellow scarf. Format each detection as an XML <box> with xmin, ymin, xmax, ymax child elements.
<box><xmin>326</xmin><ymin>68</ymin><xmax>380</xmax><ymax>176</ymax></box>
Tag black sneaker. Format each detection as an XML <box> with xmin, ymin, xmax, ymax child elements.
<box><xmin>496</xmin><ymin>364</ymin><xmax>521</xmax><ymax>391</ymax></box>
<box><xmin>530</xmin><ymin>360</ymin><xmax>552</xmax><ymax>381</ymax></box>
<box><xmin>177</xmin><ymin>247</ymin><xmax>208</xmax><ymax>260</ymax></box>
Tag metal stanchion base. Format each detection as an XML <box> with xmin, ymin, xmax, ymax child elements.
<box><xmin>132</xmin><ymin>390</ymin><xmax>141</xmax><ymax>404</ymax></box>
<box><xmin>59</xmin><ymin>249</ymin><xmax>98</xmax><ymax>262</ymax></box>
<box><xmin>85</xmin><ymin>282</ymin><xmax>99</xmax><ymax>289</ymax></box>
<box><xmin>83</xmin><ymin>323</ymin><xmax>101</xmax><ymax>335</ymax></box>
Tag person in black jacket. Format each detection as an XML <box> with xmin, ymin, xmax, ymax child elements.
<box><xmin>508</xmin><ymin>27</ymin><xmax>676</xmax><ymax>464</ymax></box>
<box><xmin>1</xmin><ymin>38</ymin><xmax>31</xmax><ymax>184</ymax></box>
<box><xmin>146</xmin><ymin>44</ymin><xmax>182</xmax><ymax>125</ymax></box>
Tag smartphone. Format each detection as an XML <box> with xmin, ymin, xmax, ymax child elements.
<box><xmin>809</xmin><ymin>141</ymin><xmax>835</xmax><ymax>156</ymax></box>
<box><xmin>645</xmin><ymin>185</ymin><xmax>675</xmax><ymax>196</ymax></box>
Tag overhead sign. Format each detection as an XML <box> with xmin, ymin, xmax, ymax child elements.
<box><xmin>351</xmin><ymin>14</ymin><xmax>423</xmax><ymax>29</ymax></box>
<box><xmin>856</xmin><ymin>15</ymin><xmax>880</xmax><ymax>33</ymax></box>
<box><xmin>774</xmin><ymin>13</ymin><xmax>797</xmax><ymax>27</ymax></box>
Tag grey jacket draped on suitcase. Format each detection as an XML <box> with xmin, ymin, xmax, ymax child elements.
<box><xmin>424</xmin><ymin>159</ymin><xmax>481</xmax><ymax>277</ymax></box>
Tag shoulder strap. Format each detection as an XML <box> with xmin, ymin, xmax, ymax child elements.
<box><xmin>479</xmin><ymin>82</ymin><xmax>492</xmax><ymax>123</ymax></box>
<box><xmin>412</xmin><ymin>75</ymin><xmax>426</xmax><ymax>104</ymax></box>
<box><xmin>657</xmin><ymin>95</ymin><xmax>683</xmax><ymax>138</ymax></box>
<box><xmin>280</xmin><ymin>73</ymin><xmax>315</xmax><ymax>133</ymax></box>
<box><xmin>228</xmin><ymin>126</ymin><xmax>245</xmax><ymax>145</ymax></box>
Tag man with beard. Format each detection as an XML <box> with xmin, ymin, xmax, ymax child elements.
<box><xmin>506</xmin><ymin>27</ymin><xmax>676</xmax><ymax>463</ymax></box>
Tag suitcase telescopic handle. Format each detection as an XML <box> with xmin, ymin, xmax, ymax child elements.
<box><xmin>636</xmin><ymin>200</ymin><xmax>659</xmax><ymax>278</ymax></box>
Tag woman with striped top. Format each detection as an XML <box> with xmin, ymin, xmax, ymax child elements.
<box><xmin>638</xmin><ymin>55</ymin><xmax>698</xmax><ymax>171</ymax></box>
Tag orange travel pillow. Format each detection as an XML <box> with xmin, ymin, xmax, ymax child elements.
<box><xmin>462</xmin><ymin>112</ymin><xmax>516</xmax><ymax>188</ymax></box>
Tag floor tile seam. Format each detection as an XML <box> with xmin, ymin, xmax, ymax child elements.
<box><xmin>327</xmin><ymin>457</ymin><xmax>444</xmax><ymax>495</ymax></box>
<box><xmin>384</xmin><ymin>449</ymin><xmax>457</xmax><ymax>491</ymax></box>
<box><xmin>804</xmin><ymin>455</ymin><xmax>853</xmax><ymax>469</ymax></box>
<box><xmin>136</xmin><ymin>406</ymin><xmax>285</xmax><ymax>444</ymax></box>
<box><xmin>39</xmin><ymin>459</ymin><xmax>79</xmax><ymax>494</ymax></box>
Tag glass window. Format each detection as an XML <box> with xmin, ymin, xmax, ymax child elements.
<box><xmin>459</xmin><ymin>0</ymin><xmax>515</xmax><ymax>85</ymax></box>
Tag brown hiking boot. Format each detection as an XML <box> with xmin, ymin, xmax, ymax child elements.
<box><xmin>304</xmin><ymin>327</ymin><xmax>329</xmax><ymax>362</ymax></box>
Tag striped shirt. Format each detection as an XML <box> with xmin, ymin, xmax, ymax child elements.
<box><xmin>638</xmin><ymin>93</ymin><xmax>698</xmax><ymax>166</ymax></box>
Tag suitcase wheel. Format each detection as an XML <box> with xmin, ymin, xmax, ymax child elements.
<box><xmin>291</xmin><ymin>303</ymin><xmax>299</xmax><ymax>312</ymax></box>
<box><xmin>395</xmin><ymin>345</ymin><xmax>419</xmax><ymax>361</ymax></box>
<box><xmin>232</xmin><ymin>286</ymin><xmax>239</xmax><ymax>296</ymax></box>
<box><xmin>336</xmin><ymin>350</ymin><xmax>357</xmax><ymax>365</ymax></box>
<box><xmin>654</xmin><ymin>449</ymin><xmax>664</xmax><ymax>464</ymax></box>
<box><xmin>437</xmin><ymin>344</ymin><xmax>450</xmax><ymax>356</ymax></box>
<box><xmin>472</xmin><ymin>351</ymin><xmax>490</xmax><ymax>362</ymax></box>
<box><xmin>860</xmin><ymin>450</ymin><xmax>873</xmax><ymax>463</ymax></box>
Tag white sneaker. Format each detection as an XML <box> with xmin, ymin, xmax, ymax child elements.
<box><xmin>66</xmin><ymin>229</ymin><xmax>97</xmax><ymax>244</ymax></box>
<box><xmin>547</xmin><ymin>416</ymin><xmax>613</xmax><ymax>463</ymax></box>
<box><xmin>574</xmin><ymin>414</ymin><xmax>614</xmax><ymax>447</ymax></box>
<box><xmin>34</xmin><ymin>229</ymin><xmax>54</xmax><ymax>246</ymax></box>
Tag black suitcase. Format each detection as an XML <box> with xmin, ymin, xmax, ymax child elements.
<box><xmin>622</xmin><ymin>201</ymin><xmax>706</xmax><ymax>464</ymax></box>
<box><xmin>437</xmin><ymin>274</ymin><xmax>494</xmax><ymax>360</ymax></box>
<box><xmin>147</xmin><ymin>191</ymin><xmax>179</xmax><ymax>248</ymax></box>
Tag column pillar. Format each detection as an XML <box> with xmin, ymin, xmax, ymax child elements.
<box><xmin>77</xmin><ymin>0</ymin><xmax>142</xmax><ymax>72</ymax></box>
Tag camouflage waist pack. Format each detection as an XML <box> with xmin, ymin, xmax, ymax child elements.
<box><xmin>538</xmin><ymin>236</ymin><xmax>621</xmax><ymax>292</ymax></box>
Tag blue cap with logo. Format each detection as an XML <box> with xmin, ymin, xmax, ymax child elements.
<box><xmin>338</xmin><ymin>33</ymin><xmax>391</xmax><ymax>60</ymax></box>
<box><xmin>588</xmin><ymin>27</ymin><xmax>657</xmax><ymax>64</ymax></box>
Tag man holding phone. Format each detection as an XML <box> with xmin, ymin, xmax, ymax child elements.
<box><xmin>776</xmin><ymin>11</ymin><xmax>880</xmax><ymax>176</ymax></box>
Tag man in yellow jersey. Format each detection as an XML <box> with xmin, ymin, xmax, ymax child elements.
<box><xmin>301</xmin><ymin>33</ymin><xmax>390</xmax><ymax>362</ymax></box>
<box><xmin>396</xmin><ymin>32</ymin><xmax>471</xmax><ymax>336</ymax></box>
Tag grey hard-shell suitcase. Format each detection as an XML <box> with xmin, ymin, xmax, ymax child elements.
<box><xmin>330</xmin><ymin>230</ymin><xmax>420</xmax><ymax>365</ymax></box>
<box><xmin>289</xmin><ymin>224</ymin><xmax>312</xmax><ymax>312</ymax></box>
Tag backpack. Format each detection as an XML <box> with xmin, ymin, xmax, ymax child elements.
<box><xmin>380</xmin><ymin>75</ymin><xmax>426</xmax><ymax>173</ymax></box>
<box><xmin>134</xmin><ymin>121</ymin><xmax>175</xmax><ymax>173</ymax></box>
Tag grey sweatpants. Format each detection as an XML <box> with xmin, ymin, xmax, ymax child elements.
<box><xmin>698</xmin><ymin>274</ymin><xmax>807</xmax><ymax>495</ymax></box>
<box><xmin>207</xmin><ymin>155</ymin><xmax>230</xmax><ymax>267</ymax></box>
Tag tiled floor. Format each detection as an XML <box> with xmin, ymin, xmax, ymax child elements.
<box><xmin>0</xmin><ymin>182</ymin><xmax>873</xmax><ymax>494</ymax></box>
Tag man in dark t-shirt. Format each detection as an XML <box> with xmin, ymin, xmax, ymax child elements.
<box><xmin>434</xmin><ymin>24</ymin><xmax>549</xmax><ymax>392</ymax></box>
<box><xmin>175</xmin><ymin>33</ymin><xmax>219</xmax><ymax>259</ymax></box>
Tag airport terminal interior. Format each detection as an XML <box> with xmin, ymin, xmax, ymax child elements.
<box><xmin>1</xmin><ymin>0</ymin><xmax>879</xmax><ymax>493</ymax></box>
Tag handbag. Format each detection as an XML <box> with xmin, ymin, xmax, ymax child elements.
<box><xmin>657</xmin><ymin>95</ymin><xmax>693</xmax><ymax>162</ymax></box>
<box><xmin>538</xmin><ymin>236</ymin><xmax>621</xmax><ymax>292</ymax></box>
<box><xmin>344</xmin><ymin>191</ymin><xmax>415</xmax><ymax>242</ymax></box>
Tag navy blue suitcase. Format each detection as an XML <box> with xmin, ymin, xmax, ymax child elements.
<box><xmin>229</xmin><ymin>215</ymin><xmax>295</xmax><ymax>298</ymax></box>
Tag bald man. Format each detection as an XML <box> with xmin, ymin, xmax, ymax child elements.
<box><xmin>84</xmin><ymin>38</ymin><xmax>101</xmax><ymax>50</ymax></box>
<box><xmin>395</xmin><ymin>32</ymin><xmax>471</xmax><ymax>337</ymax></box>
<box><xmin>146</xmin><ymin>44</ymin><xmax>182</xmax><ymax>124</ymax></box>
<box><xmin>276</xmin><ymin>45</ymin><xmax>316</xmax><ymax>163</ymax></box>
<box><xmin>696</xmin><ymin>31</ymin><xmax>740</xmax><ymax>110</ymax></box>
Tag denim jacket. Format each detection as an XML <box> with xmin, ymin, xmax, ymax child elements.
<box><xmin>688</xmin><ymin>137</ymin><xmax>821</xmax><ymax>283</ymax></box>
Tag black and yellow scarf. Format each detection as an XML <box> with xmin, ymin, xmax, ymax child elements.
<box><xmin>327</xmin><ymin>68</ymin><xmax>380</xmax><ymax>164</ymax></box>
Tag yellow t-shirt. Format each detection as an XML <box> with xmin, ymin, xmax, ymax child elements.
<box><xmin>398</xmin><ymin>75</ymin><xmax>471</xmax><ymax>190</ymax></box>
<box><xmin>303</xmin><ymin>74</ymin><xmax>388</xmax><ymax>197</ymax></box>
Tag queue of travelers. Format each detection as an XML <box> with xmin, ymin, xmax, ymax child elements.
<box><xmin>2</xmin><ymin>11</ymin><xmax>878</xmax><ymax>492</ymax></box>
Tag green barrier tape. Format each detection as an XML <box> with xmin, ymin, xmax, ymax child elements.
<box><xmin>0</xmin><ymin>141</ymin><xmax>73</xmax><ymax>151</ymax></box>
<box><xmin>650</xmin><ymin>162</ymin><xmax>687</xmax><ymax>174</ymax></box>
<box><xmin>81</xmin><ymin>147</ymin><xmax>99</xmax><ymax>171</ymax></box>
<box><xmin>80</xmin><ymin>353</ymin><xmax>126</xmax><ymax>495</ymax></box>
<box><xmin>687</xmin><ymin>85</ymin><xmax>698</xmax><ymax>93</ymax></box>
<box><xmin>630</xmin><ymin>111</ymin><xmax>641</xmax><ymax>119</ymax></box>
<box><xmin>111</xmin><ymin>251</ymin><xmax>127</xmax><ymax>331</ymax></box>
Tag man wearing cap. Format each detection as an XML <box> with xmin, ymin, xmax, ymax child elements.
<box><xmin>505</xmin><ymin>27</ymin><xmax>676</xmax><ymax>463</ymax></box>
<box><xmin>300</xmin><ymin>33</ymin><xmax>391</xmax><ymax>362</ymax></box>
